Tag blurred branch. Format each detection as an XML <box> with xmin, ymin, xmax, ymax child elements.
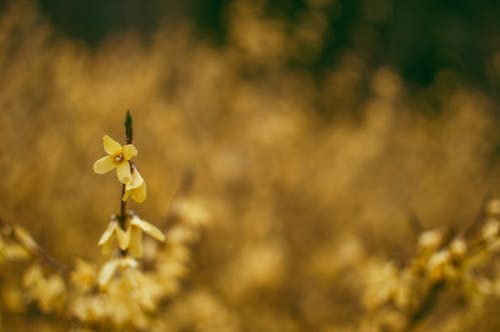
<box><xmin>0</xmin><ymin>218</ymin><xmax>68</xmax><ymax>274</ymax></box>
<box><xmin>406</xmin><ymin>281</ymin><xmax>445</xmax><ymax>331</ymax></box>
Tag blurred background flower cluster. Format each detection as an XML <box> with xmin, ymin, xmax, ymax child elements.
<box><xmin>0</xmin><ymin>0</ymin><xmax>499</xmax><ymax>331</ymax></box>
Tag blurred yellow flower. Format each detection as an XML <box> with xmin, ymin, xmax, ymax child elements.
<box><xmin>418</xmin><ymin>229</ymin><xmax>443</xmax><ymax>252</ymax></box>
<box><xmin>122</xmin><ymin>168</ymin><xmax>147</xmax><ymax>203</ymax></box>
<box><xmin>426</xmin><ymin>249</ymin><xmax>451</xmax><ymax>281</ymax></box>
<box><xmin>126</xmin><ymin>215</ymin><xmax>165</xmax><ymax>258</ymax></box>
<box><xmin>70</xmin><ymin>258</ymin><xmax>97</xmax><ymax>293</ymax></box>
<box><xmin>93</xmin><ymin>135</ymin><xmax>138</xmax><ymax>184</ymax></box>
<box><xmin>0</xmin><ymin>237</ymin><xmax>31</xmax><ymax>261</ymax></box>
<box><xmin>98</xmin><ymin>218</ymin><xmax>129</xmax><ymax>255</ymax></box>
<box><xmin>98</xmin><ymin>256</ymin><xmax>138</xmax><ymax>288</ymax></box>
<box><xmin>23</xmin><ymin>264</ymin><xmax>66</xmax><ymax>313</ymax></box>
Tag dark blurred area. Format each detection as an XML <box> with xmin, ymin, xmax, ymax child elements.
<box><xmin>35</xmin><ymin>0</ymin><xmax>500</xmax><ymax>94</ymax></box>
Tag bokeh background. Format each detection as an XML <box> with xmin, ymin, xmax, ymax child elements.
<box><xmin>0</xmin><ymin>0</ymin><xmax>499</xmax><ymax>330</ymax></box>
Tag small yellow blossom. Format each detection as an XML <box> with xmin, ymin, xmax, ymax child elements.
<box><xmin>125</xmin><ymin>215</ymin><xmax>165</xmax><ymax>258</ymax></box>
<box><xmin>23</xmin><ymin>264</ymin><xmax>66</xmax><ymax>313</ymax></box>
<box><xmin>482</xmin><ymin>218</ymin><xmax>499</xmax><ymax>239</ymax></box>
<box><xmin>70</xmin><ymin>258</ymin><xmax>97</xmax><ymax>293</ymax></box>
<box><xmin>418</xmin><ymin>229</ymin><xmax>443</xmax><ymax>252</ymax></box>
<box><xmin>93</xmin><ymin>135</ymin><xmax>138</xmax><ymax>184</ymax></box>
<box><xmin>98</xmin><ymin>256</ymin><xmax>138</xmax><ymax>288</ymax></box>
<box><xmin>362</xmin><ymin>262</ymin><xmax>399</xmax><ymax>309</ymax></box>
<box><xmin>122</xmin><ymin>167</ymin><xmax>147</xmax><ymax>203</ymax></box>
<box><xmin>450</xmin><ymin>238</ymin><xmax>467</xmax><ymax>259</ymax></box>
<box><xmin>427</xmin><ymin>249</ymin><xmax>451</xmax><ymax>281</ymax></box>
<box><xmin>0</xmin><ymin>237</ymin><xmax>31</xmax><ymax>261</ymax></box>
<box><xmin>97</xmin><ymin>218</ymin><xmax>129</xmax><ymax>255</ymax></box>
<box><xmin>486</xmin><ymin>199</ymin><xmax>500</xmax><ymax>215</ymax></box>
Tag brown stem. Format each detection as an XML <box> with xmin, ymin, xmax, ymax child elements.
<box><xmin>118</xmin><ymin>183</ymin><xmax>127</xmax><ymax>230</ymax></box>
<box><xmin>405</xmin><ymin>281</ymin><xmax>445</xmax><ymax>331</ymax></box>
<box><xmin>118</xmin><ymin>110</ymin><xmax>134</xmax><ymax>230</ymax></box>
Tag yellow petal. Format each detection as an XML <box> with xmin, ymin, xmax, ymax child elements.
<box><xmin>123</xmin><ymin>170</ymin><xmax>146</xmax><ymax>202</ymax></box>
<box><xmin>121</xmin><ymin>257</ymin><xmax>139</xmax><ymax>269</ymax></box>
<box><xmin>131</xmin><ymin>181</ymin><xmax>147</xmax><ymax>203</ymax></box>
<box><xmin>101</xmin><ymin>238</ymin><xmax>113</xmax><ymax>255</ymax></box>
<box><xmin>126</xmin><ymin>169</ymin><xmax>144</xmax><ymax>190</ymax></box>
<box><xmin>102</xmin><ymin>135</ymin><xmax>122</xmax><ymax>155</ymax></box>
<box><xmin>122</xmin><ymin>144</ymin><xmax>138</xmax><ymax>160</ymax></box>
<box><xmin>23</xmin><ymin>264</ymin><xmax>43</xmax><ymax>288</ymax></box>
<box><xmin>129</xmin><ymin>227</ymin><xmax>143</xmax><ymax>258</ymax></box>
<box><xmin>131</xmin><ymin>216</ymin><xmax>165</xmax><ymax>242</ymax></box>
<box><xmin>116</xmin><ymin>161</ymin><xmax>131</xmax><ymax>184</ymax></box>
<box><xmin>93</xmin><ymin>155</ymin><xmax>116</xmax><ymax>174</ymax></box>
<box><xmin>97</xmin><ymin>222</ymin><xmax>116</xmax><ymax>246</ymax></box>
<box><xmin>98</xmin><ymin>259</ymin><xmax>120</xmax><ymax>288</ymax></box>
<box><xmin>3</xmin><ymin>243</ymin><xmax>30</xmax><ymax>261</ymax></box>
<box><xmin>13</xmin><ymin>225</ymin><xmax>39</xmax><ymax>252</ymax></box>
<box><xmin>116</xmin><ymin>226</ymin><xmax>130</xmax><ymax>250</ymax></box>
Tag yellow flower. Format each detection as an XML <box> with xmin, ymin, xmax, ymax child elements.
<box><xmin>70</xmin><ymin>259</ymin><xmax>97</xmax><ymax>293</ymax></box>
<box><xmin>98</xmin><ymin>256</ymin><xmax>138</xmax><ymax>288</ymax></box>
<box><xmin>122</xmin><ymin>168</ymin><xmax>147</xmax><ymax>203</ymax></box>
<box><xmin>97</xmin><ymin>218</ymin><xmax>129</xmax><ymax>255</ymax></box>
<box><xmin>125</xmin><ymin>215</ymin><xmax>165</xmax><ymax>258</ymax></box>
<box><xmin>426</xmin><ymin>249</ymin><xmax>451</xmax><ymax>281</ymax></box>
<box><xmin>93</xmin><ymin>135</ymin><xmax>138</xmax><ymax>184</ymax></box>
<box><xmin>23</xmin><ymin>264</ymin><xmax>66</xmax><ymax>313</ymax></box>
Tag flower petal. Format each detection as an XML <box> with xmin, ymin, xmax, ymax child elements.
<box><xmin>129</xmin><ymin>227</ymin><xmax>143</xmax><ymax>258</ymax></box>
<box><xmin>101</xmin><ymin>239</ymin><xmax>113</xmax><ymax>256</ymax></box>
<box><xmin>93</xmin><ymin>156</ymin><xmax>116</xmax><ymax>174</ymax></box>
<box><xmin>122</xmin><ymin>144</ymin><xmax>138</xmax><ymax>160</ymax></box>
<box><xmin>97</xmin><ymin>222</ymin><xmax>116</xmax><ymax>246</ymax></box>
<box><xmin>98</xmin><ymin>259</ymin><xmax>120</xmax><ymax>288</ymax></box>
<box><xmin>116</xmin><ymin>226</ymin><xmax>130</xmax><ymax>250</ymax></box>
<box><xmin>116</xmin><ymin>161</ymin><xmax>131</xmax><ymax>184</ymax></box>
<box><xmin>131</xmin><ymin>181</ymin><xmax>147</xmax><ymax>203</ymax></box>
<box><xmin>122</xmin><ymin>170</ymin><xmax>146</xmax><ymax>202</ymax></box>
<box><xmin>13</xmin><ymin>225</ymin><xmax>39</xmax><ymax>251</ymax></box>
<box><xmin>131</xmin><ymin>216</ymin><xmax>165</xmax><ymax>242</ymax></box>
<box><xmin>102</xmin><ymin>135</ymin><xmax>122</xmax><ymax>155</ymax></box>
<box><xmin>126</xmin><ymin>169</ymin><xmax>144</xmax><ymax>190</ymax></box>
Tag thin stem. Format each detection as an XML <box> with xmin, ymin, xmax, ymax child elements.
<box><xmin>118</xmin><ymin>110</ymin><xmax>134</xmax><ymax>230</ymax></box>
<box><xmin>125</xmin><ymin>110</ymin><xmax>133</xmax><ymax>144</ymax></box>
<box><xmin>405</xmin><ymin>281</ymin><xmax>445</xmax><ymax>331</ymax></box>
<box><xmin>118</xmin><ymin>183</ymin><xmax>127</xmax><ymax>229</ymax></box>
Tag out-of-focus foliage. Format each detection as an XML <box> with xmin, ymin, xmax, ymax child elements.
<box><xmin>39</xmin><ymin>0</ymin><xmax>500</xmax><ymax>97</ymax></box>
<box><xmin>0</xmin><ymin>0</ymin><xmax>499</xmax><ymax>331</ymax></box>
<box><xmin>36</xmin><ymin>0</ymin><xmax>500</xmax><ymax>93</ymax></box>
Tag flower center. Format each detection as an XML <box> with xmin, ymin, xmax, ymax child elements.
<box><xmin>114</xmin><ymin>153</ymin><xmax>124</xmax><ymax>162</ymax></box>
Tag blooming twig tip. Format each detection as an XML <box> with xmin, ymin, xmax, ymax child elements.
<box><xmin>125</xmin><ymin>110</ymin><xmax>133</xmax><ymax>144</ymax></box>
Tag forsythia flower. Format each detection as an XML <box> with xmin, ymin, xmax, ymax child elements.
<box><xmin>426</xmin><ymin>249</ymin><xmax>451</xmax><ymax>281</ymax></box>
<box><xmin>93</xmin><ymin>135</ymin><xmax>138</xmax><ymax>184</ymax></box>
<box><xmin>70</xmin><ymin>259</ymin><xmax>97</xmax><ymax>293</ymax></box>
<box><xmin>122</xmin><ymin>167</ymin><xmax>147</xmax><ymax>203</ymax></box>
<box><xmin>98</xmin><ymin>256</ymin><xmax>138</xmax><ymax>288</ymax></box>
<box><xmin>0</xmin><ymin>238</ymin><xmax>31</xmax><ymax>261</ymax></box>
<box><xmin>98</xmin><ymin>215</ymin><xmax>165</xmax><ymax>258</ymax></box>
<box><xmin>23</xmin><ymin>264</ymin><xmax>66</xmax><ymax>313</ymax></box>
<box><xmin>98</xmin><ymin>218</ymin><xmax>129</xmax><ymax>255</ymax></box>
<box><xmin>125</xmin><ymin>215</ymin><xmax>165</xmax><ymax>258</ymax></box>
